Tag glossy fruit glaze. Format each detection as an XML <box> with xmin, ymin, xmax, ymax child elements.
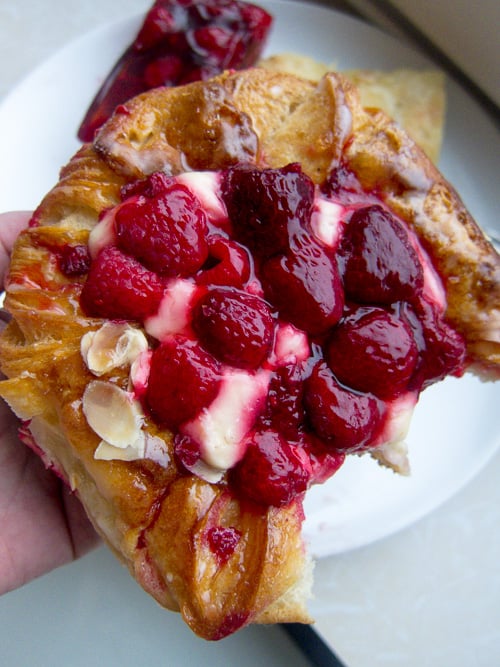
<box><xmin>77</xmin><ymin>163</ymin><xmax>467</xmax><ymax>507</ymax></box>
<box><xmin>77</xmin><ymin>0</ymin><xmax>273</xmax><ymax>141</ymax></box>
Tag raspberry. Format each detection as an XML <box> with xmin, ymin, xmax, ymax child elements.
<box><xmin>321</xmin><ymin>163</ymin><xmax>366</xmax><ymax>204</ymax></box>
<box><xmin>339</xmin><ymin>204</ymin><xmax>424</xmax><ymax>304</ymax></box>
<box><xmin>326</xmin><ymin>307</ymin><xmax>419</xmax><ymax>399</ymax></box>
<box><xmin>196</xmin><ymin>235</ymin><xmax>251</xmax><ymax>288</ymax></box>
<box><xmin>206</xmin><ymin>526</ymin><xmax>242</xmax><ymax>565</ymax></box>
<box><xmin>79</xmin><ymin>246</ymin><xmax>164</xmax><ymax>321</ymax></box>
<box><xmin>262</xmin><ymin>364</ymin><xmax>306</xmax><ymax>439</ymax></box>
<box><xmin>146</xmin><ymin>336</ymin><xmax>221</xmax><ymax>429</ymax></box>
<box><xmin>230</xmin><ymin>430</ymin><xmax>311</xmax><ymax>507</ymax></box>
<box><xmin>261</xmin><ymin>236</ymin><xmax>344</xmax><ymax>335</ymax></box>
<box><xmin>402</xmin><ymin>299</ymin><xmax>467</xmax><ymax>389</ymax></box>
<box><xmin>57</xmin><ymin>244</ymin><xmax>91</xmax><ymax>277</ymax></box>
<box><xmin>221</xmin><ymin>163</ymin><xmax>315</xmax><ymax>259</ymax></box>
<box><xmin>134</xmin><ymin>4</ymin><xmax>178</xmax><ymax>51</ymax></box>
<box><xmin>304</xmin><ymin>362</ymin><xmax>383</xmax><ymax>452</ymax></box>
<box><xmin>306</xmin><ymin>437</ymin><xmax>346</xmax><ymax>484</ymax></box>
<box><xmin>192</xmin><ymin>26</ymin><xmax>245</xmax><ymax>68</ymax></box>
<box><xmin>192</xmin><ymin>287</ymin><xmax>274</xmax><ymax>370</ymax></box>
<box><xmin>115</xmin><ymin>177</ymin><xmax>208</xmax><ymax>277</ymax></box>
<box><xmin>144</xmin><ymin>55</ymin><xmax>183</xmax><ymax>88</ymax></box>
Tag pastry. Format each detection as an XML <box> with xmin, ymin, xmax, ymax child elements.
<box><xmin>259</xmin><ymin>53</ymin><xmax>446</xmax><ymax>163</ymax></box>
<box><xmin>0</xmin><ymin>68</ymin><xmax>498</xmax><ymax>639</ymax></box>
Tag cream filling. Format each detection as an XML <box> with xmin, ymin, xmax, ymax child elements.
<box><xmin>79</xmin><ymin>169</ymin><xmax>449</xmax><ymax>478</ymax></box>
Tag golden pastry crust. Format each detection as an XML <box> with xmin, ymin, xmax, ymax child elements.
<box><xmin>259</xmin><ymin>53</ymin><xmax>446</xmax><ymax>163</ymax></box>
<box><xmin>0</xmin><ymin>69</ymin><xmax>498</xmax><ymax>639</ymax></box>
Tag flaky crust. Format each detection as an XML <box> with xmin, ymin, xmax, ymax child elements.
<box><xmin>259</xmin><ymin>54</ymin><xmax>446</xmax><ymax>164</ymax></box>
<box><xmin>0</xmin><ymin>69</ymin><xmax>498</xmax><ymax>638</ymax></box>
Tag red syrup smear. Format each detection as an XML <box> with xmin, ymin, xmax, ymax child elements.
<box><xmin>77</xmin><ymin>0</ymin><xmax>273</xmax><ymax>142</ymax></box>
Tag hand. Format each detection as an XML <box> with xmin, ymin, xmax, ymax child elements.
<box><xmin>0</xmin><ymin>212</ymin><xmax>99</xmax><ymax>595</ymax></box>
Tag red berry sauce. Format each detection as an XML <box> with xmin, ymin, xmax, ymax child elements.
<box><xmin>77</xmin><ymin>0</ymin><xmax>273</xmax><ymax>141</ymax></box>
<box><xmin>206</xmin><ymin>525</ymin><xmax>242</xmax><ymax>565</ymax></box>
<box><xmin>78</xmin><ymin>163</ymin><xmax>467</xmax><ymax>508</ymax></box>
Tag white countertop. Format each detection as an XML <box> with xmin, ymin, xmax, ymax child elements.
<box><xmin>0</xmin><ymin>2</ymin><xmax>499</xmax><ymax>666</ymax></box>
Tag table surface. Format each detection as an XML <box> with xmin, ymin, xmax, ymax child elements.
<box><xmin>0</xmin><ymin>2</ymin><xmax>499</xmax><ymax>666</ymax></box>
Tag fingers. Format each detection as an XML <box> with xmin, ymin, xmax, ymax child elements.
<box><xmin>0</xmin><ymin>211</ymin><xmax>32</xmax><ymax>288</ymax></box>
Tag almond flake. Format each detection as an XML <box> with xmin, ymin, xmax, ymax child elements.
<box><xmin>81</xmin><ymin>323</ymin><xmax>148</xmax><ymax>376</ymax></box>
<box><xmin>82</xmin><ymin>380</ymin><xmax>144</xmax><ymax>448</ymax></box>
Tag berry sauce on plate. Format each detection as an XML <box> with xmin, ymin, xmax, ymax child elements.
<box><xmin>77</xmin><ymin>0</ymin><xmax>273</xmax><ymax>141</ymax></box>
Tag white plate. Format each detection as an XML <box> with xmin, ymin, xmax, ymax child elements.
<box><xmin>0</xmin><ymin>0</ymin><xmax>498</xmax><ymax>564</ymax></box>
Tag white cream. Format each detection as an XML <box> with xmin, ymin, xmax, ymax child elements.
<box><xmin>182</xmin><ymin>369</ymin><xmax>270</xmax><ymax>471</ymax></box>
<box><xmin>87</xmin><ymin>208</ymin><xmax>116</xmax><ymax>259</ymax></box>
<box><xmin>144</xmin><ymin>278</ymin><xmax>198</xmax><ymax>341</ymax></box>
<box><xmin>175</xmin><ymin>171</ymin><xmax>228</xmax><ymax>226</ymax></box>
<box><xmin>269</xmin><ymin>323</ymin><xmax>311</xmax><ymax>368</ymax></box>
<box><xmin>310</xmin><ymin>197</ymin><xmax>345</xmax><ymax>248</ymax></box>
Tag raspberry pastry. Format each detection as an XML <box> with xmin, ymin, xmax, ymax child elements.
<box><xmin>0</xmin><ymin>69</ymin><xmax>498</xmax><ymax>639</ymax></box>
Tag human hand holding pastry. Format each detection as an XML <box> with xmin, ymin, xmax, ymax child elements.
<box><xmin>0</xmin><ymin>211</ymin><xmax>99</xmax><ymax>596</ymax></box>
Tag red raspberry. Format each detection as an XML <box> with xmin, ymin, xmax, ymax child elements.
<box><xmin>134</xmin><ymin>4</ymin><xmax>178</xmax><ymax>51</ymax></box>
<box><xmin>192</xmin><ymin>26</ymin><xmax>245</xmax><ymax>68</ymax></box>
<box><xmin>230</xmin><ymin>430</ymin><xmax>311</xmax><ymax>507</ymax></box>
<box><xmin>57</xmin><ymin>244</ymin><xmax>91</xmax><ymax>277</ymax></box>
<box><xmin>221</xmin><ymin>163</ymin><xmax>315</xmax><ymax>259</ymax></box>
<box><xmin>79</xmin><ymin>246</ymin><xmax>164</xmax><ymax>321</ymax></box>
<box><xmin>144</xmin><ymin>55</ymin><xmax>183</xmax><ymax>88</ymax></box>
<box><xmin>115</xmin><ymin>178</ymin><xmax>208</xmax><ymax>278</ymax></box>
<box><xmin>304</xmin><ymin>362</ymin><xmax>383</xmax><ymax>452</ymax></box>
<box><xmin>339</xmin><ymin>204</ymin><xmax>424</xmax><ymax>304</ymax></box>
<box><xmin>206</xmin><ymin>526</ymin><xmax>242</xmax><ymax>566</ymax></box>
<box><xmin>146</xmin><ymin>336</ymin><xmax>221</xmax><ymax>429</ymax></box>
<box><xmin>196</xmin><ymin>235</ymin><xmax>251</xmax><ymax>288</ymax></box>
<box><xmin>402</xmin><ymin>299</ymin><xmax>466</xmax><ymax>389</ymax></box>
<box><xmin>192</xmin><ymin>287</ymin><xmax>274</xmax><ymax>370</ymax></box>
<box><xmin>261</xmin><ymin>236</ymin><xmax>344</xmax><ymax>336</ymax></box>
<box><xmin>262</xmin><ymin>364</ymin><xmax>306</xmax><ymax>439</ymax></box>
<box><xmin>321</xmin><ymin>163</ymin><xmax>366</xmax><ymax>205</ymax></box>
<box><xmin>326</xmin><ymin>307</ymin><xmax>418</xmax><ymax>399</ymax></box>
<box><xmin>305</xmin><ymin>437</ymin><xmax>346</xmax><ymax>484</ymax></box>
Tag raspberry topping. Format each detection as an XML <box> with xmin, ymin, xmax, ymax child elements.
<box><xmin>57</xmin><ymin>244</ymin><xmax>91</xmax><ymax>277</ymax></box>
<box><xmin>262</xmin><ymin>364</ymin><xmax>306</xmax><ymax>440</ymax></box>
<box><xmin>80</xmin><ymin>246</ymin><xmax>164</xmax><ymax>320</ymax></box>
<box><xmin>326</xmin><ymin>307</ymin><xmax>419</xmax><ymax>400</ymax></box>
<box><xmin>222</xmin><ymin>163</ymin><xmax>315</xmax><ymax>258</ymax></box>
<box><xmin>146</xmin><ymin>336</ymin><xmax>221</xmax><ymax>428</ymax></box>
<box><xmin>304</xmin><ymin>362</ymin><xmax>383</xmax><ymax>452</ymax></box>
<box><xmin>230</xmin><ymin>430</ymin><xmax>311</xmax><ymax>507</ymax></box>
<box><xmin>78</xmin><ymin>163</ymin><xmax>467</xmax><ymax>508</ymax></box>
<box><xmin>339</xmin><ymin>205</ymin><xmax>424</xmax><ymax>304</ymax></box>
<box><xmin>196</xmin><ymin>235</ymin><xmax>252</xmax><ymax>288</ymax></box>
<box><xmin>77</xmin><ymin>0</ymin><xmax>273</xmax><ymax>141</ymax></box>
<box><xmin>193</xmin><ymin>287</ymin><xmax>274</xmax><ymax>370</ymax></box>
<box><xmin>115</xmin><ymin>174</ymin><xmax>208</xmax><ymax>277</ymax></box>
<box><xmin>206</xmin><ymin>525</ymin><xmax>242</xmax><ymax>565</ymax></box>
<box><xmin>261</xmin><ymin>236</ymin><xmax>344</xmax><ymax>335</ymax></box>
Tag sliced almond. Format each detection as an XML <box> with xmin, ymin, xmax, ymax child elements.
<box><xmin>82</xmin><ymin>380</ymin><xmax>144</xmax><ymax>449</ymax></box>
<box><xmin>94</xmin><ymin>440</ymin><xmax>145</xmax><ymax>462</ymax></box>
<box><xmin>81</xmin><ymin>323</ymin><xmax>148</xmax><ymax>376</ymax></box>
